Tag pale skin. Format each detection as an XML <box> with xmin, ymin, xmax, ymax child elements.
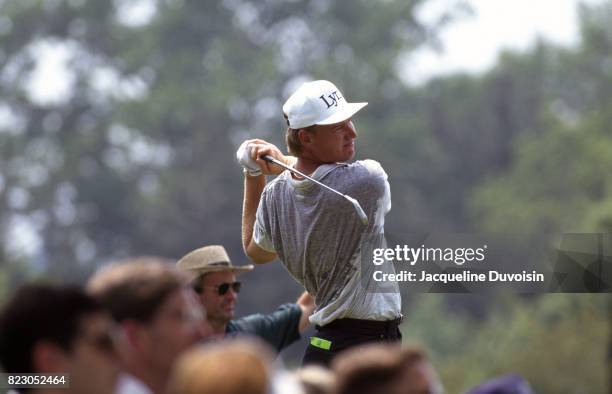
<box><xmin>241</xmin><ymin>119</ymin><xmax>358</xmax><ymax>264</ymax></box>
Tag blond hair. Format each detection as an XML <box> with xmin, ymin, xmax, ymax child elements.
<box><xmin>168</xmin><ymin>339</ymin><xmax>274</xmax><ymax>394</ymax></box>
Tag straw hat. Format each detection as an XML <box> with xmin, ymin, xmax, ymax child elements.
<box><xmin>176</xmin><ymin>245</ymin><xmax>254</xmax><ymax>281</ymax></box>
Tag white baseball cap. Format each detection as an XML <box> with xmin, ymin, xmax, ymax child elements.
<box><xmin>282</xmin><ymin>80</ymin><xmax>368</xmax><ymax>129</ymax></box>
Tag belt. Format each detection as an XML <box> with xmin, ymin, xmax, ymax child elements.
<box><xmin>316</xmin><ymin>316</ymin><xmax>403</xmax><ymax>331</ymax></box>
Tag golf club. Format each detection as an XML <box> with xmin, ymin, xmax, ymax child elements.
<box><xmin>261</xmin><ymin>155</ymin><xmax>369</xmax><ymax>225</ymax></box>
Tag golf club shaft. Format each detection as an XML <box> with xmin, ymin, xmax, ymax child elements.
<box><xmin>261</xmin><ymin>155</ymin><xmax>346</xmax><ymax>199</ymax></box>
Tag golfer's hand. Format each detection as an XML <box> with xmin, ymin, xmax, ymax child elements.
<box><xmin>243</xmin><ymin>139</ymin><xmax>289</xmax><ymax>176</ymax></box>
<box><xmin>236</xmin><ymin>140</ymin><xmax>263</xmax><ymax>176</ymax></box>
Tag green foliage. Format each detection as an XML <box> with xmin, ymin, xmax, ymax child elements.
<box><xmin>401</xmin><ymin>295</ymin><xmax>474</xmax><ymax>357</ymax></box>
<box><xmin>0</xmin><ymin>0</ymin><xmax>465</xmax><ymax>273</ymax></box>
<box><xmin>470</xmin><ymin>122</ymin><xmax>612</xmax><ymax>234</ymax></box>
<box><xmin>403</xmin><ymin>294</ymin><xmax>609</xmax><ymax>393</ymax></box>
<box><xmin>469</xmin><ymin>1</ymin><xmax>612</xmax><ymax>236</ymax></box>
<box><xmin>5</xmin><ymin>0</ymin><xmax>608</xmax><ymax>276</ymax></box>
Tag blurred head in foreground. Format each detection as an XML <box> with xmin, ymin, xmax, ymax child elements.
<box><xmin>168</xmin><ymin>338</ymin><xmax>276</xmax><ymax>394</ymax></box>
<box><xmin>294</xmin><ymin>365</ymin><xmax>336</xmax><ymax>394</ymax></box>
<box><xmin>332</xmin><ymin>343</ymin><xmax>443</xmax><ymax>394</ymax></box>
<box><xmin>87</xmin><ymin>257</ymin><xmax>208</xmax><ymax>393</ymax></box>
<box><xmin>0</xmin><ymin>283</ymin><xmax>119</xmax><ymax>394</ymax></box>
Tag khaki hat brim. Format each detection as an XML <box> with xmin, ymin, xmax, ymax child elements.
<box><xmin>183</xmin><ymin>264</ymin><xmax>254</xmax><ymax>282</ymax></box>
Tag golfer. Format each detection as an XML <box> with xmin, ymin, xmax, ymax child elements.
<box><xmin>238</xmin><ymin>80</ymin><xmax>402</xmax><ymax>366</ymax></box>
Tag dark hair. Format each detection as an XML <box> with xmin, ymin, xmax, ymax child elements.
<box><xmin>87</xmin><ymin>257</ymin><xmax>186</xmax><ymax>323</ymax></box>
<box><xmin>0</xmin><ymin>283</ymin><xmax>102</xmax><ymax>373</ymax></box>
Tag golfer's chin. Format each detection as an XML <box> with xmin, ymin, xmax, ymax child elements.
<box><xmin>322</xmin><ymin>149</ymin><xmax>355</xmax><ymax>163</ymax></box>
<box><xmin>341</xmin><ymin>147</ymin><xmax>355</xmax><ymax>162</ymax></box>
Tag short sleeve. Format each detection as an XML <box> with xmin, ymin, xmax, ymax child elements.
<box><xmin>362</xmin><ymin>159</ymin><xmax>391</xmax><ymax>214</ymax></box>
<box><xmin>253</xmin><ymin>191</ymin><xmax>276</xmax><ymax>253</ymax></box>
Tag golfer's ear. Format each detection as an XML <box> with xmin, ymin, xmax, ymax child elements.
<box><xmin>298</xmin><ymin>129</ymin><xmax>312</xmax><ymax>145</ymax></box>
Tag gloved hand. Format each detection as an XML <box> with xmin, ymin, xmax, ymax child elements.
<box><xmin>236</xmin><ymin>140</ymin><xmax>262</xmax><ymax>176</ymax></box>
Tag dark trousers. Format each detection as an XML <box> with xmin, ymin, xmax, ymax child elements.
<box><xmin>302</xmin><ymin>317</ymin><xmax>402</xmax><ymax>367</ymax></box>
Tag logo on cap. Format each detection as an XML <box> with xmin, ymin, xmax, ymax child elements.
<box><xmin>282</xmin><ymin>80</ymin><xmax>368</xmax><ymax>129</ymax></box>
<box><xmin>319</xmin><ymin>91</ymin><xmax>344</xmax><ymax>109</ymax></box>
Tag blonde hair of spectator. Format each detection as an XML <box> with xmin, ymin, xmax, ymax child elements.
<box><xmin>168</xmin><ymin>338</ymin><xmax>275</xmax><ymax>394</ymax></box>
<box><xmin>294</xmin><ymin>365</ymin><xmax>335</xmax><ymax>394</ymax></box>
<box><xmin>332</xmin><ymin>343</ymin><xmax>440</xmax><ymax>394</ymax></box>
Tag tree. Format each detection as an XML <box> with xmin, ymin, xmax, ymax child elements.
<box><xmin>403</xmin><ymin>293</ymin><xmax>608</xmax><ymax>393</ymax></box>
<box><xmin>0</xmin><ymin>0</ymin><xmax>462</xmax><ymax>282</ymax></box>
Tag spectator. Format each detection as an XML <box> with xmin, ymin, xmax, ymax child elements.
<box><xmin>87</xmin><ymin>257</ymin><xmax>206</xmax><ymax>394</ymax></box>
<box><xmin>0</xmin><ymin>284</ymin><xmax>119</xmax><ymax>394</ymax></box>
<box><xmin>294</xmin><ymin>366</ymin><xmax>336</xmax><ymax>394</ymax></box>
<box><xmin>177</xmin><ymin>245</ymin><xmax>315</xmax><ymax>352</ymax></box>
<box><xmin>168</xmin><ymin>339</ymin><xmax>284</xmax><ymax>394</ymax></box>
<box><xmin>332</xmin><ymin>343</ymin><xmax>443</xmax><ymax>394</ymax></box>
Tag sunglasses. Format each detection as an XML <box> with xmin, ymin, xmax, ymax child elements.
<box><xmin>194</xmin><ymin>281</ymin><xmax>241</xmax><ymax>296</ymax></box>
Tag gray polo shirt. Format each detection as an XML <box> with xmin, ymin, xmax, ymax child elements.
<box><xmin>254</xmin><ymin>159</ymin><xmax>401</xmax><ymax>326</ymax></box>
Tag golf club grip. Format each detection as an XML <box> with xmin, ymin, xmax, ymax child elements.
<box><xmin>261</xmin><ymin>155</ymin><xmax>274</xmax><ymax>163</ymax></box>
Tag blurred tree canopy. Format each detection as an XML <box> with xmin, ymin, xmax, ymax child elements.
<box><xmin>0</xmin><ymin>0</ymin><xmax>465</xmax><ymax>282</ymax></box>
<box><xmin>403</xmin><ymin>293</ymin><xmax>609</xmax><ymax>393</ymax></box>
<box><xmin>470</xmin><ymin>3</ymin><xmax>612</xmax><ymax>236</ymax></box>
<box><xmin>2</xmin><ymin>0</ymin><xmax>608</xmax><ymax>280</ymax></box>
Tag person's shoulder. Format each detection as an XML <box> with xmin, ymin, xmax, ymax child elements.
<box><xmin>352</xmin><ymin>159</ymin><xmax>387</xmax><ymax>176</ymax></box>
<box><xmin>323</xmin><ymin>160</ymin><xmax>388</xmax><ymax>199</ymax></box>
<box><xmin>342</xmin><ymin>159</ymin><xmax>388</xmax><ymax>185</ymax></box>
<box><xmin>262</xmin><ymin>171</ymin><xmax>290</xmax><ymax>194</ymax></box>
